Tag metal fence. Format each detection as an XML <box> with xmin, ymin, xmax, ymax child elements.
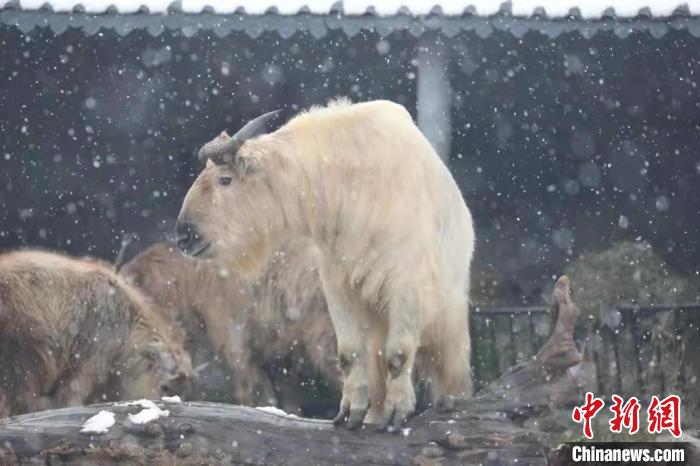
<box><xmin>469</xmin><ymin>303</ymin><xmax>700</xmax><ymax>398</ymax></box>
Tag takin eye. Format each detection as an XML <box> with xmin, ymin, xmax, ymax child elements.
<box><xmin>218</xmin><ymin>176</ymin><xmax>233</xmax><ymax>186</ymax></box>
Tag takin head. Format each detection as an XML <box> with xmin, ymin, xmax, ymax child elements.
<box><xmin>119</xmin><ymin>299</ymin><xmax>199</xmax><ymax>400</ymax></box>
<box><xmin>175</xmin><ymin>110</ymin><xmax>285</xmax><ymax>277</ymax></box>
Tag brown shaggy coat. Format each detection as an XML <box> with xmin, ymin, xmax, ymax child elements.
<box><xmin>0</xmin><ymin>250</ymin><xmax>194</xmax><ymax>417</ymax></box>
<box><xmin>120</xmin><ymin>242</ymin><xmax>337</xmax><ymax>412</ymax></box>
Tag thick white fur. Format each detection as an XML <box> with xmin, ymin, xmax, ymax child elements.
<box><xmin>179</xmin><ymin>99</ymin><xmax>475</xmax><ymax>425</ymax></box>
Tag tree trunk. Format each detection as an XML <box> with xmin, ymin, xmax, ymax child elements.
<box><xmin>0</xmin><ymin>277</ymin><xmax>582</xmax><ymax>465</ymax></box>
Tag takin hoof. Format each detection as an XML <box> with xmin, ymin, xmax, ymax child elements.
<box><xmin>377</xmin><ymin>404</ymin><xmax>414</xmax><ymax>433</ymax></box>
<box><xmin>332</xmin><ymin>406</ymin><xmax>368</xmax><ymax>430</ymax></box>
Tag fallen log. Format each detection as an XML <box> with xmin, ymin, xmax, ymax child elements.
<box><xmin>0</xmin><ymin>277</ymin><xmax>582</xmax><ymax>465</ymax></box>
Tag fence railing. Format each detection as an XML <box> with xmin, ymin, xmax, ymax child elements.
<box><xmin>470</xmin><ymin>304</ymin><xmax>550</xmax><ymax>390</ymax></box>
<box><xmin>593</xmin><ymin>303</ymin><xmax>700</xmax><ymax>400</ymax></box>
<box><xmin>469</xmin><ymin>303</ymin><xmax>700</xmax><ymax>398</ymax></box>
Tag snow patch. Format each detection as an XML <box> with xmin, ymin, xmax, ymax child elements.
<box><xmin>161</xmin><ymin>395</ymin><xmax>182</xmax><ymax>403</ymax></box>
<box><xmin>114</xmin><ymin>399</ymin><xmax>157</xmax><ymax>408</ymax></box>
<box><xmin>255</xmin><ymin>406</ymin><xmax>299</xmax><ymax>418</ymax></box>
<box><xmin>80</xmin><ymin>410</ymin><xmax>115</xmax><ymax>434</ymax></box>
<box><xmin>128</xmin><ymin>403</ymin><xmax>170</xmax><ymax>424</ymax></box>
<box><xmin>114</xmin><ymin>399</ymin><xmax>171</xmax><ymax>424</ymax></box>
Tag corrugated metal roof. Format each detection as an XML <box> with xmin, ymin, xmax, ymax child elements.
<box><xmin>1</xmin><ymin>0</ymin><xmax>699</xmax><ymax>38</ymax></box>
<box><xmin>1</xmin><ymin>0</ymin><xmax>699</xmax><ymax>17</ymax></box>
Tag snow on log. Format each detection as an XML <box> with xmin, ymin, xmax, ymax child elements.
<box><xmin>0</xmin><ymin>276</ymin><xmax>582</xmax><ymax>465</ymax></box>
<box><xmin>80</xmin><ymin>410</ymin><xmax>116</xmax><ymax>435</ymax></box>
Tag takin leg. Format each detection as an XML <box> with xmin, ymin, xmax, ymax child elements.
<box><xmin>320</xmin><ymin>269</ymin><xmax>372</xmax><ymax>430</ymax></box>
<box><xmin>224</xmin><ymin>345</ymin><xmax>276</xmax><ymax>406</ymax></box>
<box><xmin>430</xmin><ymin>299</ymin><xmax>473</xmax><ymax>405</ymax></box>
<box><xmin>53</xmin><ymin>365</ymin><xmax>99</xmax><ymax>408</ymax></box>
<box><xmin>379</xmin><ymin>295</ymin><xmax>420</xmax><ymax>432</ymax></box>
<box><xmin>205</xmin><ymin>312</ymin><xmax>277</xmax><ymax>406</ymax></box>
<box><xmin>363</xmin><ymin>328</ymin><xmax>388</xmax><ymax>425</ymax></box>
<box><xmin>299</xmin><ymin>310</ymin><xmax>341</xmax><ymax>388</ymax></box>
<box><xmin>232</xmin><ymin>360</ymin><xmax>277</xmax><ymax>406</ymax></box>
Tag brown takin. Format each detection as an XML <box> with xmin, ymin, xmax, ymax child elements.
<box><xmin>176</xmin><ymin>99</ymin><xmax>475</xmax><ymax>430</ymax></box>
<box><xmin>0</xmin><ymin>250</ymin><xmax>194</xmax><ymax>418</ymax></box>
<box><xmin>120</xmin><ymin>241</ymin><xmax>338</xmax><ymax>413</ymax></box>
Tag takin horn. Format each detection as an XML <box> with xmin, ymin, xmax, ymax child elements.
<box><xmin>197</xmin><ymin>109</ymin><xmax>282</xmax><ymax>164</ymax></box>
<box><xmin>165</xmin><ymin>362</ymin><xmax>210</xmax><ymax>381</ymax></box>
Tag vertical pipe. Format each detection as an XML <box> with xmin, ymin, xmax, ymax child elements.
<box><xmin>592</xmin><ymin>336</ymin><xmax>605</xmax><ymax>395</ymax></box>
<box><xmin>674</xmin><ymin>309</ymin><xmax>685</xmax><ymax>392</ymax></box>
<box><xmin>528</xmin><ymin>312</ymin><xmax>538</xmax><ymax>357</ymax></box>
<box><xmin>656</xmin><ymin>342</ymin><xmax>666</xmax><ymax>394</ymax></box>
<box><xmin>627</xmin><ymin>308</ymin><xmax>646</xmax><ymax>396</ymax></box>
<box><xmin>470</xmin><ymin>310</ymin><xmax>480</xmax><ymax>391</ymax></box>
<box><xmin>611</xmin><ymin>327</ymin><xmax>624</xmax><ymax>394</ymax></box>
<box><xmin>416</xmin><ymin>33</ymin><xmax>452</xmax><ymax>163</ymax></box>
<box><xmin>508</xmin><ymin>314</ymin><xmax>517</xmax><ymax>366</ymax></box>
<box><xmin>488</xmin><ymin>317</ymin><xmax>497</xmax><ymax>381</ymax></box>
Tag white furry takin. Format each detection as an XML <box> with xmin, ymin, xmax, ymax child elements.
<box><xmin>175</xmin><ymin>99</ymin><xmax>475</xmax><ymax>430</ymax></box>
<box><xmin>0</xmin><ymin>250</ymin><xmax>194</xmax><ymax>417</ymax></box>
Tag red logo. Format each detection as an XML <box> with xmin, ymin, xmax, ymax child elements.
<box><xmin>609</xmin><ymin>395</ymin><xmax>640</xmax><ymax>435</ymax></box>
<box><xmin>572</xmin><ymin>392</ymin><xmax>605</xmax><ymax>439</ymax></box>
<box><xmin>572</xmin><ymin>393</ymin><xmax>682</xmax><ymax>439</ymax></box>
<box><xmin>647</xmin><ymin>395</ymin><xmax>682</xmax><ymax>438</ymax></box>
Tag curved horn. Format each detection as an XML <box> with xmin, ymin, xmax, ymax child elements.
<box><xmin>197</xmin><ymin>109</ymin><xmax>282</xmax><ymax>164</ymax></box>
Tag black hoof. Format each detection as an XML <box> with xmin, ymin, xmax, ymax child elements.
<box><xmin>332</xmin><ymin>405</ymin><xmax>349</xmax><ymax>426</ymax></box>
<box><xmin>345</xmin><ymin>409</ymin><xmax>366</xmax><ymax>430</ymax></box>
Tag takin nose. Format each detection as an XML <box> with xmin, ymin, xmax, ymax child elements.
<box><xmin>175</xmin><ymin>221</ymin><xmax>200</xmax><ymax>255</ymax></box>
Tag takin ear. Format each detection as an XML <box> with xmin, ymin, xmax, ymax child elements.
<box><xmin>234</xmin><ymin>154</ymin><xmax>261</xmax><ymax>180</ymax></box>
<box><xmin>198</xmin><ymin>131</ymin><xmax>237</xmax><ymax>165</ymax></box>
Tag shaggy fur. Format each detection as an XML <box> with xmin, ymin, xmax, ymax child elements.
<box><xmin>0</xmin><ymin>250</ymin><xmax>194</xmax><ymax>417</ymax></box>
<box><xmin>177</xmin><ymin>99</ymin><xmax>475</xmax><ymax>427</ymax></box>
<box><xmin>120</xmin><ymin>241</ymin><xmax>337</xmax><ymax>411</ymax></box>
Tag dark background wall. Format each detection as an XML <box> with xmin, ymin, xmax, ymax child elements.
<box><xmin>1</xmin><ymin>26</ymin><xmax>698</xmax><ymax>304</ymax></box>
